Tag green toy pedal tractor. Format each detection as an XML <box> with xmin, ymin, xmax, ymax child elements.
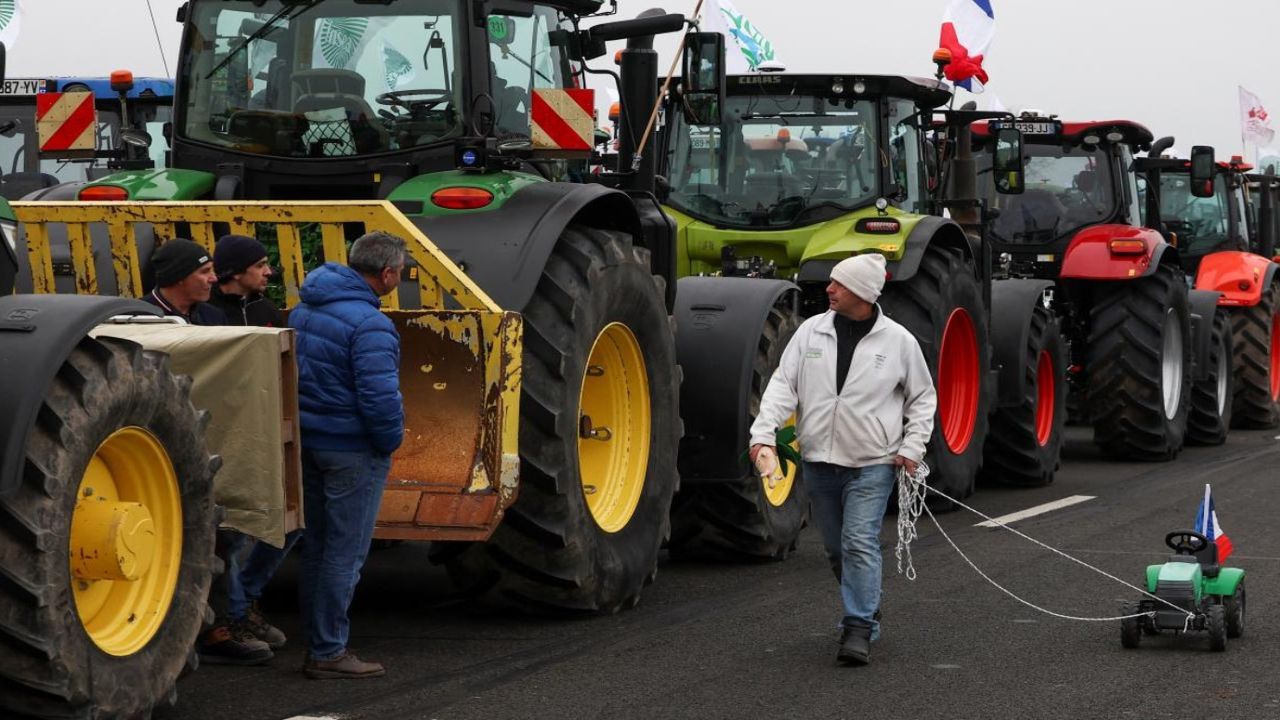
<box><xmin>1120</xmin><ymin>530</ymin><xmax>1245</xmax><ymax>651</ymax></box>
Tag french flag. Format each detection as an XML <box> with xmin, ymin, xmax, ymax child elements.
<box><xmin>1194</xmin><ymin>484</ymin><xmax>1234</xmax><ymax>563</ymax></box>
<box><xmin>939</xmin><ymin>0</ymin><xmax>995</xmax><ymax>93</ymax></box>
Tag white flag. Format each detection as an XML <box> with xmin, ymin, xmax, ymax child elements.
<box><xmin>0</xmin><ymin>0</ymin><xmax>22</xmax><ymax>51</ymax></box>
<box><xmin>700</xmin><ymin>0</ymin><xmax>779</xmax><ymax>74</ymax></box>
<box><xmin>1240</xmin><ymin>86</ymin><xmax>1275</xmax><ymax>147</ymax></box>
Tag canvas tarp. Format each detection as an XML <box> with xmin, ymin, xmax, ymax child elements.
<box><xmin>90</xmin><ymin>323</ymin><xmax>301</xmax><ymax>547</ymax></box>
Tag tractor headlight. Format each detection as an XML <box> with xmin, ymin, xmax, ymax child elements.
<box><xmin>0</xmin><ymin>220</ymin><xmax>16</xmax><ymax>258</ymax></box>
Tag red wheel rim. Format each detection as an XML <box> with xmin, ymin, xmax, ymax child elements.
<box><xmin>1035</xmin><ymin>350</ymin><xmax>1055</xmax><ymax>447</ymax></box>
<box><xmin>1270</xmin><ymin>311</ymin><xmax>1280</xmax><ymax>402</ymax></box>
<box><xmin>938</xmin><ymin>308</ymin><xmax>979</xmax><ymax>454</ymax></box>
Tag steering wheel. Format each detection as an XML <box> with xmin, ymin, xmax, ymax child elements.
<box><xmin>1165</xmin><ymin>530</ymin><xmax>1210</xmax><ymax>556</ymax></box>
<box><xmin>375</xmin><ymin>89</ymin><xmax>452</xmax><ymax>112</ymax></box>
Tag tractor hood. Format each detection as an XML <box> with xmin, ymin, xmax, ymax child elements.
<box><xmin>667</xmin><ymin>204</ymin><xmax>924</xmax><ymax>278</ymax></box>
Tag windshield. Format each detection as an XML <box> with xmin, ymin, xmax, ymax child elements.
<box><xmin>181</xmin><ymin>0</ymin><xmax>464</xmax><ymax>158</ymax></box>
<box><xmin>666</xmin><ymin>94</ymin><xmax>881</xmax><ymax>227</ymax></box>
<box><xmin>1158</xmin><ymin>173</ymin><xmax>1237</xmax><ymax>257</ymax></box>
<box><xmin>984</xmin><ymin>142</ymin><xmax>1118</xmax><ymax>244</ymax></box>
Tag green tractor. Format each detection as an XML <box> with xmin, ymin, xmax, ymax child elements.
<box><xmin>25</xmin><ymin>1</ymin><xmax>804</xmax><ymax>612</ymax></box>
<box><xmin>659</xmin><ymin>69</ymin><xmax>1068</xmax><ymax>514</ymax></box>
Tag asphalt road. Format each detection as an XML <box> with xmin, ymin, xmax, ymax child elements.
<box><xmin>155</xmin><ymin>426</ymin><xmax>1280</xmax><ymax>720</ymax></box>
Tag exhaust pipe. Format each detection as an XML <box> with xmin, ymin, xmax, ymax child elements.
<box><xmin>1149</xmin><ymin>136</ymin><xmax>1176</xmax><ymax>159</ymax></box>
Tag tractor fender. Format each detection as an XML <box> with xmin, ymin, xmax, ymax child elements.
<box><xmin>674</xmin><ymin>276</ymin><xmax>799</xmax><ymax>483</ymax></box>
<box><xmin>0</xmin><ymin>295</ymin><xmax>161</xmax><ymax>496</ymax></box>
<box><xmin>793</xmin><ymin>216</ymin><xmax>973</xmax><ymax>286</ymax></box>
<box><xmin>1187</xmin><ymin>289</ymin><xmax>1224</xmax><ymax>383</ymax></box>
<box><xmin>989</xmin><ymin>278</ymin><xmax>1055</xmax><ymax>408</ymax></box>
<box><xmin>410</xmin><ymin>182</ymin><xmax>650</xmax><ymax>312</ymax></box>
<box><xmin>1195</xmin><ymin>251</ymin><xmax>1280</xmax><ymax>307</ymax></box>
<box><xmin>1204</xmin><ymin>566</ymin><xmax>1245</xmax><ymax>597</ymax></box>
<box><xmin>1059</xmin><ymin>225</ymin><xmax>1171</xmax><ymax>280</ymax></box>
<box><xmin>888</xmin><ymin>216</ymin><xmax>974</xmax><ymax>283</ymax></box>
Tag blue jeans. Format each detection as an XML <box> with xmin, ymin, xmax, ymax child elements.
<box><xmin>229</xmin><ymin>529</ymin><xmax>304</xmax><ymax>621</ymax></box>
<box><xmin>298</xmin><ymin>448</ymin><xmax>390</xmax><ymax>661</ymax></box>
<box><xmin>805</xmin><ymin>462</ymin><xmax>896</xmax><ymax>640</ymax></box>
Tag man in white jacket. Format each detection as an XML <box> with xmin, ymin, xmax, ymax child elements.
<box><xmin>750</xmin><ymin>252</ymin><xmax>936</xmax><ymax>666</ymax></box>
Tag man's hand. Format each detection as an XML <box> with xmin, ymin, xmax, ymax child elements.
<box><xmin>749</xmin><ymin>444</ymin><xmax>770</xmax><ymax>463</ymax></box>
<box><xmin>894</xmin><ymin>455</ymin><xmax>918</xmax><ymax>475</ymax></box>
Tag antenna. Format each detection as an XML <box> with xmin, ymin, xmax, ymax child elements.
<box><xmin>144</xmin><ymin>0</ymin><xmax>171</xmax><ymax>77</ymax></box>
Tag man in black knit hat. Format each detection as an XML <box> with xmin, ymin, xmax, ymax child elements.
<box><xmin>143</xmin><ymin>238</ymin><xmax>228</xmax><ymax>325</ymax></box>
<box><xmin>209</xmin><ymin>234</ymin><xmax>283</xmax><ymax>327</ymax></box>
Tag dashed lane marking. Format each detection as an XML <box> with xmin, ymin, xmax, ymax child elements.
<box><xmin>974</xmin><ymin>495</ymin><xmax>1095</xmax><ymax>528</ymax></box>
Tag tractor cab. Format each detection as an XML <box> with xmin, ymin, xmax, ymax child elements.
<box><xmin>973</xmin><ymin>114</ymin><xmax>1153</xmax><ymax>278</ymax></box>
<box><xmin>1139</xmin><ymin>152</ymin><xmax>1253</xmax><ymax>274</ymax></box>
<box><xmin>664</xmin><ymin>73</ymin><xmax>951</xmax><ymax>230</ymax></box>
<box><xmin>166</xmin><ymin>0</ymin><xmax>593</xmax><ymax>200</ymax></box>
<box><xmin>1243</xmin><ymin>169</ymin><xmax>1280</xmax><ymax>260</ymax></box>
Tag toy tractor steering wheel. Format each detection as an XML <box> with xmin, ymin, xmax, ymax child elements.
<box><xmin>1165</xmin><ymin>530</ymin><xmax>1210</xmax><ymax>556</ymax></box>
<box><xmin>375</xmin><ymin>89</ymin><xmax>451</xmax><ymax>112</ymax></box>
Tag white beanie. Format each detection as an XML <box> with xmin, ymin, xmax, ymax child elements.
<box><xmin>830</xmin><ymin>253</ymin><xmax>887</xmax><ymax>303</ymax></box>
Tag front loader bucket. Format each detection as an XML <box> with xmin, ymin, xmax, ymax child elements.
<box><xmin>11</xmin><ymin>200</ymin><xmax>521</xmax><ymax>542</ymax></box>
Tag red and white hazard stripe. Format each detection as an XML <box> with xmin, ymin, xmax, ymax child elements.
<box><xmin>36</xmin><ymin>91</ymin><xmax>97</xmax><ymax>153</ymax></box>
<box><xmin>530</xmin><ymin>88</ymin><xmax>594</xmax><ymax>152</ymax></box>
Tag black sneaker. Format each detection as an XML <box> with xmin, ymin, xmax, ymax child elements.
<box><xmin>240</xmin><ymin>603</ymin><xmax>287</xmax><ymax>650</ymax></box>
<box><xmin>198</xmin><ymin>624</ymin><xmax>273</xmax><ymax>666</ymax></box>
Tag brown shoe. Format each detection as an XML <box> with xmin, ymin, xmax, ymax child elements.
<box><xmin>198</xmin><ymin>625</ymin><xmax>273</xmax><ymax>666</ymax></box>
<box><xmin>303</xmin><ymin>652</ymin><xmax>385</xmax><ymax>679</ymax></box>
<box><xmin>239</xmin><ymin>603</ymin><xmax>287</xmax><ymax>650</ymax></box>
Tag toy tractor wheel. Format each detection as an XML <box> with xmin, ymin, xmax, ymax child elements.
<box><xmin>1086</xmin><ymin>263</ymin><xmax>1191</xmax><ymax>460</ymax></box>
<box><xmin>1207</xmin><ymin>604</ymin><xmax>1227</xmax><ymax>651</ymax></box>
<box><xmin>879</xmin><ymin>243</ymin><xmax>990</xmax><ymax>501</ymax></box>
<box><xmin>1225</xmin><ymin>580</ymin><xmax>1245</xmax><ymax>638</ymax></box>
<box><xmin>983</xmin><ymin>304</ymin><xmax>1066</xmax><ymax>486</ymax></box>
<box><xmin>1187</xmin><ymin>307</ymin><xmax>1234</xmax><ymax>445</ymax></box>
<box><xmin>668</xmin><ymin>297</ymin><xmax>809</xmax><ymax>560</ymax></box>
<box><xmin>446</xmin><ymin>225</ymin><xmax>681</xmax><ymax>613</ymax></box>
<box><xmin>1120</xmin><ymin>604</ymin><xmax>1141</xmax><ymax>649</ymax></box>
<box><xmin>1230</xmin><ymin>281</ymin><xmax>1280</xmax><ymax>428</ymax></box>
<box><xmin>0</xmin><ymin>336</ymin><xmax>217</xmax><ymax>719</ymax></box>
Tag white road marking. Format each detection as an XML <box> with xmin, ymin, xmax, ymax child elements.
<box><xmin>285</xmin><ymin>716</ymin><xmax>344</xmax><ymax>720</ymax></box>
<box><xmin>931</xmin><ymin>664</ymin><xmax>962</xmax><ymax>669</ymax></box>
<box><xmin>975</xmin><ymin>495</ymin><xmax>1095</xmax><ymax>528</ymax></box>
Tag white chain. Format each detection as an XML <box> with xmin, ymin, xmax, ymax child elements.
<box><xmin>894</xmin><ymin>466</ymin><xmax>1193</xmax><ymax>626</ymax></box>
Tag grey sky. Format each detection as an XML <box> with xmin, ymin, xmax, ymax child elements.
<box><xmin>7</xmin><ymin>0</ymin><xmax>1276</xmax><ymax>159</ymax></box>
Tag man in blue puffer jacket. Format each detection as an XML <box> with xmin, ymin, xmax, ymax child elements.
<box><xmin>289</xmin><ymin>231</ymin><xmax>407</xmax><ymax>679</ymax></box>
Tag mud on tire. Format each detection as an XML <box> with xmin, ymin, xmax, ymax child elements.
<box><xmin>1230</xmin><ymin>281</ymin><xmax>1280</xmax><ymax>429</ymax></box>
<box><xmin>1086</xmin><ymin>263</ymin><xmax>1191</xmax><ymax>460</ymax></box>
<box><xmin>879</xmin><ymin>244</ymin><xmax>991</xmax><ymax>500</ymax></box>
<box><xmin>1187</xmin><ymin>307</ymin><xmax>1234</xmax><ymax>445</ymax></box>
<box><xmin>668</xmin><ymin>296</ymin><xmax>808</xmax><ymax>561</ymax></box>
<box><xmin>446</xmin><ymin>225</ymin><xmax>681</xmax><ymax>613</ymax></box>
<box><xmin>0</xmin><ymin>336</ymin><xmax>217</xmax><ymax>720</ymax></box>
<box><xmin>982</xmin><ymin>305</ymin><xmax>1066</xmax><ymax>486</ymax></box>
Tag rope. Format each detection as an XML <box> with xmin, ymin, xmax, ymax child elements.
<box><xmin>893</xmin><ymin>463</ymin><xmax>1193</xmax><ymax>629</ymax></box>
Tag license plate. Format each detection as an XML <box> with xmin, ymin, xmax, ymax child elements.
<box><xmin>690</xmin><ymin>134</ymin><xmax>719</xmax><ymax>150</ymax></box>
<box><xmin>0</xmin><ymin>79</ymin><xmax>48</xmax><ymax>96</ymax></box>
<box><xmin>1000</xmin><ymin>121</ymin><xmax>1058</xmax><ymax>136</ymax></box>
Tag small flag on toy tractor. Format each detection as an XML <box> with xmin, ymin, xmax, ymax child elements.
<box><xmin>938</xmin><ymin>0</ymin><xmax>995</xmax><ymax>93</ymax></box>
<box><xmin>1193</xmin><ymin>484</ymin><xmax>1233</xmax><ymax>563</ymax></box>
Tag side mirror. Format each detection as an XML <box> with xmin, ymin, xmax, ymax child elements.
<box><xmin>1190</xmin><ymin>145</ymin><xmax>1215</xmax><ymax>198</ymax></box>
<box><xmin>0</xmin><ymin>42</ymin><xmax>6</xmax><ymax>85</ymax></box>
<box><xmin>681</xmin><ymin>32</ymin><xmax>725</xmax><ymax>126</ymax></box>
<box><xmin>992</xmin><ymin>126</ymin><xmax>1024</xmax><ymax>195</ymax></box>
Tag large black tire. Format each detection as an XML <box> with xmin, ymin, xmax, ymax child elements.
<box><xmin>982</xmin><ymin>305</ymin><xmax>1066</xmax><ymax>486</ymax></box>
<box><xmin>446</xmin><ymin>225</ymin><xmax>681</xmax><ymax>613</ymax></box>
<box><xmin>0</xmin><ymin>336</ymin><xmax>217</xmax><ymax>719</ymax></box>
<box><xmin>668</xmin><ymin>296</ymin><xmax>808</xmax><ymax>560</ymax></box>
<box><xmin>1086</xmin><ymin>264</ymin><xmax>1192</xmax><ymax>460</ymax></box>
<box><xmin>1187</xmin><ymin>307</ymin><xmax>1234</xmax><ymax>445</ymax></box>
<box><xmin>879</xmin><ymin>244</ymin><xmax>991</xmax><ymax>500</ymax></box>
<box><xmin>1230</xmin><ymin>282</ymin><xmax>1280</xmax><ymax>428</ymax></box>
<box><xmin>1225</xmin><ymin>579</ymin><xmax>1245</xmax><ymax>639</ymax></box>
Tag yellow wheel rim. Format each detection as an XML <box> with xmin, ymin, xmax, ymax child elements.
<box><xmin>763</xmin><ymin>413</ymin><xmax>799</xmax><ymax>507</ymax></box>
<box><xmin>70</xmin><ymin>427</ymin><xmax>183</xmax><ymax>656</ymax></box>
<box><xmin>578</xmin><ymin>322</ymin><xmax>651</xmax><ymax>533</ymax></box>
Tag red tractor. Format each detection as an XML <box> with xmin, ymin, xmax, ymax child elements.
<box><xmin>1138</xmin><ymin>144</ymin><xmax>1280</xmax><ymax>431</ymax></box>
<box><xmin>969</xmin><ymin>114</ymin><xmax>1222</xmax><ymax>459</ymax></box>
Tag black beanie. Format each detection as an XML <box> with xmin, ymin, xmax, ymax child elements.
<box><xmin>152</xmin><ymin>239</ymin><xmax>211</xmax><ymax>287</ymax></box>
<box><xmin>214</xmin><ymin>234</ymin><xmax>268</xmax><ymax>282</ymax></box>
